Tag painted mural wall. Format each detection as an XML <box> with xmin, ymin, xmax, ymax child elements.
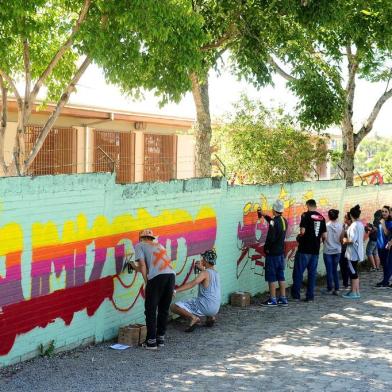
<box><xmin>0</xmin><ymin>173</ymin><xmax>391</xmax><ymax>366</ymax></box>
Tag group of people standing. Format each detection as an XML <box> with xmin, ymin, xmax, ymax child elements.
<box><xmin>259</xmin><ymin>199</ymin><xmax>392</xmax><ymax>307</ymax></box>
<box><xmin>125</xmin><ymin>201</ymin><xmax>392</xmax><ymax>349</ymax></box>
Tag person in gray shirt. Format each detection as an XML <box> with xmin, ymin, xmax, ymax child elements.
<box><xmin>130</xmin><ymin>229</ymin><xmax>175</xmax><ymax>350</ymax></box>
<box><xmin>322</xmin><ymin>209</ymin><xmax>344</xmax><ymax>295</ymax></box>
<box><xmin>171</xmin><ymin>249</ymin><xmax>221</xmax><ymax>332</ymax></box>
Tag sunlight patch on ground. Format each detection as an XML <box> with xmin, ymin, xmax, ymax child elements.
<box><xmin>320</xmin><ymin>313</ymin><xmax>351</xmax><ymax>321</ymax></box>
<box><xmin>365</xmin><ymin>300</ymin><xmax>392</xmax><ymax>309</ymax></box>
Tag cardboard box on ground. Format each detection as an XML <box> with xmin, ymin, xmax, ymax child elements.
<box><xmin>230</xmin><ymin>292</ymin><xmax>251</xmax><ymax>307</ymax></box>
<box><xmin>118</xmin><ymin>324</ymin><xmax>147</xmax><ymax>346</ymax></box>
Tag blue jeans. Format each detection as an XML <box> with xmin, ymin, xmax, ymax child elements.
<box><xmin>323</xmin><ymin>253</ymin><xmax>340</xmax><ymax>291</ymax></box>
<box><xmin>381</xmin><ymin>248</ymin><xmax>392</xmax><ymax>285</ymax></box>
<box><xmin>291</xmin><ymin>253</ymin><xmax>319</xmax><ymax>300</ymax></box>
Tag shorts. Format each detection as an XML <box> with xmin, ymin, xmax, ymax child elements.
<box><xmin>265</xmin><ymin>254</ymin><xmax>285</xmax><ymax>283</ymax></box>
<box><xmin>366</xmin><ymin>240</ymin><xmax>378</xmax><ymax>257</ymax></box>
<box><xmin>347</xmin><ymin>260</ymin><xmax>359</xmax><ymax>280</ymax></box>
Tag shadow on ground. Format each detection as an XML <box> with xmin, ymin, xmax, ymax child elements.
<box><xmin>1</xmin><ymin>272</ymin><xmax>392</xmax><ymax>392</ymax></box>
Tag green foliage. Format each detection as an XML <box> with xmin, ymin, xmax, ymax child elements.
<box><xmin>0</xmin><ymin>0</ymin><xmax>205</xmax><ymax>105</ymax></box>
<box><xmin>0</xmin><ymin>0</ymin><xmax>80</xmax><ymax>102</ymax></box>
<box><xmin>354</xmin><ymin>136</ymin><xmax>392</xmax><ymax>182</ymax></box>
<box><xmin>39</xmin><ymin>340</ymin><xmax>55</xmax><ymax>357</ymax></box>
<box><xmin>80</xmin><ymin>0</ymin><xmax>205</xmax><ymax>104</ymax></box>
<box><xmin>212</xmin><ymin>96</ymin><xmax>328</xmax><ymax>184</ymax></box>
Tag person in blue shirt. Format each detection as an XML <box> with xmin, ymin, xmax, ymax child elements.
<box><xmin>375</xmin><ymin>206</ymin><xmax>392</xmax><ymax>288</ymax></box>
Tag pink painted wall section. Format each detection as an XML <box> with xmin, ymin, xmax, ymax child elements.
<box><xmin>0</xmin><ymin>173</ymin><xmax>391</xmax><ymax>367</ymax></box>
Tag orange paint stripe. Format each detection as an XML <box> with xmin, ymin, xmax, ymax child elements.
<box><xmin>2</xmin><ymin>251</ymin><xmax>22</xmax><ymax>268</ymax></box>
<box><xmin>32</xmin><ymin>217</ymin><xmax>216</xmax><ymax>262</ymax></box>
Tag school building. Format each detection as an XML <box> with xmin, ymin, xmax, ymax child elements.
<box><xmin>2</xmin><ymin>100</ymin><xmax>196</xmax><ymax>182</ymax></box>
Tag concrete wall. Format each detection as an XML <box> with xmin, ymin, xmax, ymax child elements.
<box><xmin>0</xmin><ymin>173</ymin><xmax>391</xmax><ymax>367</ymax></box>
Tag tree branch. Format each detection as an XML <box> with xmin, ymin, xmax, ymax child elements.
<box><xmin>29</xmin><ymin>0</ymin><xmax>91</xmax><ymax>104</ymax></box>
<box><xmin>24</xmin><ymin>57</ymin><xmax>92</xmax><ymax>170</ymax></box>
<box><xmin>0</xmin><ymin>69</ymin><xmax>23</xmax><ymax>110</ymax></box>
<box><xmin>200</xmin><ymin>28</ymin><xmax>236</xmax><ymax>51</ymax></box>
<box><xmin>267</xmin><ymin>56</ymin><xmax>297</xmax><ymax>82</ymax></box>
<box><xmin>0</xmin><ymin>75</ymin><xmax>8</xmax><ymax>173</ymax></box>
<box><xmin>354</xmin><ymin>87</ymin><xmax>392</xmax><ymax>148</ymax></box>
<box><xmin>22</xmin><ymin>38</ymin><xmax>32</xmax><ymax>124</ymax></box>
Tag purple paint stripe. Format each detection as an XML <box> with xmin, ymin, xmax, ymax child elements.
<box><xmin>0</xmin><ymin>265</ymin><xmax>21</xmax><ymax>282</ymax></box>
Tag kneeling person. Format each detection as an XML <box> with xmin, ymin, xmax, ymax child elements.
<box><xmin>258</xmin><ymin>200</ymin><xmax>288</xmax><ymax>307</ymax></box>
<box><xmin>171</xmin><ymin>249</ymin><xmax>221</xmax><ymax>332</ymax></box>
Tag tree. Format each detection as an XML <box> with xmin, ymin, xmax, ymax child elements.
<box><xmin>212</xmin><ymin>96</ymin><xmax>328</xmax><ymax>184</ymax></box>
<box><xmin>0</xmin><ymin>0</ymin><xmax>204</xmax><ymax>175</ymax></box>
<box><xmin>188</xmin><ymin>0</ymin><xmax>343</xmax><ymax>177</ymax></box>
<box><xmin>247</xmin><ymin>1</ymin><xmax>392</xmax><ymax>186</ymax></box>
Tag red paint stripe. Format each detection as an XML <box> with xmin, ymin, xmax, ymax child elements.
<box><xmin>0</xmin><ymin>276</ymin><xmax>114</xmax><ymax>356</ymax></box>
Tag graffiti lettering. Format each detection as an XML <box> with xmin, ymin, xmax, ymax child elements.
<box><xmin>0</xmin><ymin>207</ymin><xmax>216</xmax><ymax>356</ymax></box>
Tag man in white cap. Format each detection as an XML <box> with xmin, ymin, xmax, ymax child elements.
<box><xmin>130</xmin><ymin>229</ymin><xmax>175</xmax><ymax>350</ymax></box>
<box><xmin>257</xmin><ymin>200</ymin><xmax>288</xmax><ymax>307</ymax></box>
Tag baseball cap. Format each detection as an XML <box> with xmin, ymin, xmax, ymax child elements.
<box><xmin>139</xmin><ymin>229</ymin><xmax>156</xmax><ymax>239</ymax></box>
<box><xmin>272</xmin><ymin>200</ymin><xmax>284</xmax><ymax>213</ymax></box>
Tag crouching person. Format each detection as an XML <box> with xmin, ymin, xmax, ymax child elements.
<box><xmin>171</xmin><ymin>249</ymin><xmax>221</xmax><ymax>332</ymax></box>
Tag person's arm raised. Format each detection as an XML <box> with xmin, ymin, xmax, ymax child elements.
<box><xmin>176</xmin><ymin>271</ymin><xmax>207</xmax><ymax>294</ymax></box>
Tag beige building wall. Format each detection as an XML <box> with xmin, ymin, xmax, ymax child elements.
<box><xmin>75</xmin><ymin>126</ymin><xmax>85</xmax><ymax>174</ymax></box>
<box><xmin>4</xmin><ymin>122</ymin><xmax>17</xmax><ymax>167</ymax></box>
<box><xmin>177</xmin><ymin>135</ymin><xmax>195</xmax><ymax>179</ymax></box>
<box><xmin>134</xmin><ymin>131</ymin><xmax>144</xmax><ymax>182</ymax></box>
<box><xmin>1</xmin><ymin>109</ymin><xmax>195</xmax><ymax>182</ymax></box>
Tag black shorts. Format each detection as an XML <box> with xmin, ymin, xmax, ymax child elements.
<box><xmin>347</xmin><ymin>260</ymin><xmax>359</xmax><ymax>279</ymax></box>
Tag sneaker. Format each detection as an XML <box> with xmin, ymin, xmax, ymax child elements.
<box><xmin>375</xmin><ymin>282</ymin><xmax>389</xmax><ymax>289</ymax></box>
<box><xmin>342</xmin><ymin>291</ymin><xmax>360</xmax><ymax>299</ymax></box>
<box><xmin>291</xmin><ymin>296</ymin><xmax>301</xmax><ymax>302</ymax></box>
<box><xmin>321</xmin><ymin>288</ymin><xmax>333</xmax><ymax>295</ymax></box>
<box><xmin>332</xmin><ymin>290</ymin><xmax>339</xmax><ymax>296</ymax></box>
<box><xmin>303</xmin><ymin>298</ymin><xmax>314</xmax><ymax>303</ymax></box>
<box><xmin>261</xmin><ymin>298</ymin><xmax>278</xmax><ymax>307</ymax></box>
<box><xmin>156</xmin><ymin>336</ymin><xmax>165</xmax><ymax>347</ymax></box>
<box><xmin>277</xmin><ymin>297</ymin><xmax>288</xmax><ymax>307</ymax></box>
<box><xmin>370</xmin><ymin>267</ymin><xmax>377</xmax><ymax>272</ymax></box>
<box><xmin>141</xmin><ymin>340</ymin><xmax>158</xmax><ymax>350</ymax></box>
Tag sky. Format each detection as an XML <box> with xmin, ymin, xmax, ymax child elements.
<box><xmin>69</xmin><ymin>61</ymin><xmax>392</xmax><ymax>138</ymax></box>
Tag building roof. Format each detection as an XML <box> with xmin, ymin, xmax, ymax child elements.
<box><xmin>7</xmin><ymin>99</ymin><xmax>195</xmax><ymax>128</ymax></box>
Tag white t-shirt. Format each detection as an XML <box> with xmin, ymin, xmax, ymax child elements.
<box><xmin>345</xmin><ymin>221</ymin><xmax>365</xmax><ymax>261</ymax></box>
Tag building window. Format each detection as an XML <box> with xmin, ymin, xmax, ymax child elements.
<box><xmin>93</xmin><ymin>130</ymin><xmax>135</xmax><ymax>183</ymax></box>
<box><xmin>25</xmin><ymin>126</ymin><xmax>77</xmax><ymax>175</ymax></box>
<box><xmin>143</xmin><ymin>134</ymin><xmax>177</xmax><ymax>182</ymax></box>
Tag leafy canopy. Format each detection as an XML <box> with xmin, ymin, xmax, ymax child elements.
<box><xmin>0</xmin><ymin>0</ymin><xmax>206</xmax><ymax>105</ymax></box>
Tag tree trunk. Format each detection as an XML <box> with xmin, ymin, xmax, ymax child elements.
<box><xmin>341</xmin><ymin>121</ymin><xmax>356</xmax><ymax>186</ymax></box>
<box><xmin>190</xmin><ymin>73</ymin><xmax>212</xmax><ymax>177</ymax></box>
<box><xmin>341</xmin><ymin>45</ymin><xmax>357</xmax><ymax>187</ymax></box>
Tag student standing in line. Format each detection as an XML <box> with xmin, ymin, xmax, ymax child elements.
<box><xmin>375</xmin><ymin>206</ymin><xmax>392</xmax><ymax>288</ymax></box>
<box><xmin>257</xmin><ymin>200</ymin><xmax>288</xmax><ymax>307</ymax></box>
<box><xmin>291</xmin><ymin>199</ymin><xmax>327</xmax><ymax>302</ymax></box>
<box><xmin>322</xmin><ymin>209</ymin><xmax>344</xmax><ymax>295</ymax></box>
<box><xmin>365</xmin><ymin>210</ymin><xmax>382</xmax><ymax>271</ymax></box>
<box><xmin>339</xmin><ymin>212</ymin><xmax>352</xmax><ymax>289</ymax></box>
<box><xmin>130</xmin><ymin>229</ymin><xmax>175</xmax><ymax>350</ymax></box>
<box><xmin>342</xmin><ymin>205</ymin><xmax>365</xmax><ymax>299</ymax></box>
